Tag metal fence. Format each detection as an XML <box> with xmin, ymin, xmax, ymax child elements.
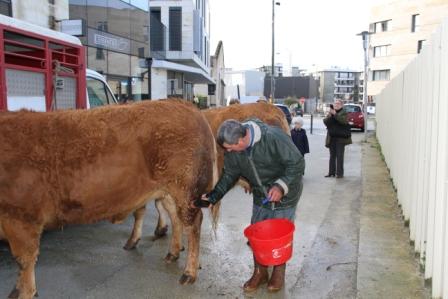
<box><xmin>376</xmin><ymin>18</ymin><xmax>448</xmax><ymax>298</ymax></box>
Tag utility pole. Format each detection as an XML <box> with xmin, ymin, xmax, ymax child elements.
<box><xmin>358</xmin><ymin>31</ymin><xmax>370</xmax><ymax>142</ymax></box>
<box><xmin>271</xmin><ymin>1</ymin><xmax>280</xmax><ymax>103</ymax></box>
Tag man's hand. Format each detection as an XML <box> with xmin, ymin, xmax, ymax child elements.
<box><xmin>330</xmin><ymin>108</ymin><xmax>336</xmax><ymax>115</ymax></box>
<box><xmin>267</xmin><ymin>185</ymin><xmax>284</xmax><ymax>202</ymax></box>
<box><xmin>190</xmin><ymin>194</ymin><xmax>211</xmax><ymax>209</ymax></box>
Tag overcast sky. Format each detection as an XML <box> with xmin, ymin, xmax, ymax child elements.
<box><xmin>209</xmin><ymin>0</ymin><xmax>374</xmax><ymax>72</ymax></box>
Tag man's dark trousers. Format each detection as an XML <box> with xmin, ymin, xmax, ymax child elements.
<box><xmin>329</xmin><ymin>139</ymin><xmax>345</xmax><ymax>177</ymax></box>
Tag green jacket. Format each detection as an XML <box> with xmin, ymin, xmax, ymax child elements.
<box><xmin>208</xmin><ymin>119</ymin><xmax>304</xmax><ymax>210</ymax></box>
<box><xmin>323</xmin><ymin>109</ymin><xmax>352</xmax><ymax>147</ymax></box>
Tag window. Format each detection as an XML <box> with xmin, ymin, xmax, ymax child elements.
<box><xmin>418</xmin><ymin>40</ymin><xmax>426</xmax><ymax>53</ymax></box>
<box><xmin>373</xmin><ymin>45</ymin><xmax>391</xmax><ymax>57</ymax></box>
<box><xmin>150</xmin><ymin>8</ymin><xmax>165</xmax><ymax>52</ymax></box>
<box><xmin>344</xmin><ymin>105</ymin><xmax>362</xmax><ymax>113</ymax></box>
<box><xmin>87</xmin><ymin>78</ymin><xmax>111</xmax><ymax>107</ymax></box>
<box><xmin>0</xmin><ymin>0</ymin><xmax>12</xmax><ymax>16</ymax></box>
<box><xmin>88</xmin><ymin>46</ymin><xmax>108</xmax><ymax>73</ymax></box>
<box><xmin>131</xmin><ymin>5</ymin><xmax>149</xmax><ymax>43</ymax></box>
<box><xmin>108</xmin><ymin>0</ymin><xmax>131</xmax><ymax>39</ymax></box>
<box><xmin>412</xmin><ymin>14</ymin><xmax>420</xmax><ymax>33</ymax></box>
<box><xmin>87</xmin><ymin>0</ymin><xmax>108</xmax><ymax>31</ymax></box>
<box><xmin>373</xmin><ymin>20</ymin><xmax>390</xmax><ymax>33</ymax></box>
<box><xmin>108</xmin><ymin>51</ymin><xmax>130</xmax><ymax>76</ymax></box>
<box><xmin>169</xmin><ymin>7</ymin><xmax>182</xmax><ymax>51</ymax></box>
<box><xmin>372</xmin><ymin>70</ymin><xmax>390</xmax><ymax>81</ymax></box>
<box><xmin>69</xmin><ymin>0</ymin><xmax>87</xmax><ymax>21</ymax></box>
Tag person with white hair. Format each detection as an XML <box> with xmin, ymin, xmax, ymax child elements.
<box><xmin>291</xmin><ymin>116</ymin><xmax>309</xmax><ymax>175</ymax></box>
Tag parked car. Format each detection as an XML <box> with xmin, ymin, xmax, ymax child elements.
<box><xmin>344</xmin><ymin>104</ymin><xmax>364</xmax><ymax>131</ymax></box>
<box><xmin>367</xmin><ymin>103</ymin><xmax>376</xmax><ymax>114</ymax></box>
<box><xmin>292</xmin><ymin>106</ymin><xmax>304</xmax><ymax>117</ymax></box>
<box><xmin>274</xmin><ymin>104</ymin><xmax>292</xmax><ymax>125</ymax></box>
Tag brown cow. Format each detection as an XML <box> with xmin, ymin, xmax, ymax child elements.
<box><xmin>124</xmin><ymin>102</ymin><xmax>290</xmax><ymax>249</ymax></box>
<box><xmin>0</xmin><ymin>100</ymin><xmax>218</xmax><ymax>299</ymax></box>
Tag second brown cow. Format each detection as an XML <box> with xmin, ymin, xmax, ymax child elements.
<box><xmin>125</xmin><ymin>102</ymin><xmax>290</xmax><ymax>251</ymax></box>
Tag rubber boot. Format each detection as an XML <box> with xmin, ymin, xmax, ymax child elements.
<box><xmin>243</xmin><ymin>256</ymin><xmax>268</xmax><ymax>292</ymax></box>
<box><xmin>267</xmin><ymin>263</ymin><xmax>286</xmax><ymax>292</ymax></box>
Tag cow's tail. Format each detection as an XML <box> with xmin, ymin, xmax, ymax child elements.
<box><xmin>210</xmin><ymin>133</ymin><xmax>220</xmax><ymax>234</ymax></box>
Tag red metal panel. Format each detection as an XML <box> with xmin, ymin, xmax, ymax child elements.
<box><xmin>4</xmin><ymin>64</ymin><xmax>46</xmax><ymax>73</ymax></box>
<box><xmin>45</xmin><ymin>39</ymin><xmax>52</xmax><ymax>111</ymax></box>
<box><xmin>77</xmin><ymin>45</ymin><xmax>86</xmax><ymax>109</ymax></box>
<box><xmin>0</xmin><ymin>26</ymin><xmax>6</xmax><ymax>110</ymax></box>
<box><xmin>0</xmin><ymin>20</ymin><xmax>86</xmax><ymax>111</ymax></box>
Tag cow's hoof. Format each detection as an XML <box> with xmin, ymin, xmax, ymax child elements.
<box><xmin>151</xmin><ymin>225</ymin><xmax>168</xmax><ymax>241</ymax></box>
<box><xmin>180</xmin><ymin>246</ymin><xmax>185</xmax><ymax>252</ymax></box>
<box><xmin>164</xmin><ymin>252</ymin><xmax>179</xmax><ymax>263</ymax></box>
<box><xmin>8</xmin><ymin>287</ymin><xmax>19</xmax><ymax>299</ymax></box>
<box><xmin>123</xmin><ymin>238</ymin><xmax>140</xmax><ymax>250</ymax></box>
<box><xmin>179</xmin><ymin>274</ymin><xmax>196</xmax><ymax>285</ymax></box>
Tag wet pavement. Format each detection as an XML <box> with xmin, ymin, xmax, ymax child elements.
<box><xmin>0</xmin><ymin>116</ymin><xmax>428</xmax><ymax>299</ymax></box>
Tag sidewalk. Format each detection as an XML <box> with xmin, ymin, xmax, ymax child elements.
<box><xmin>357</xmin><ymin>136</ymin><xmax>430</xmax><ymax>299</ymax></box>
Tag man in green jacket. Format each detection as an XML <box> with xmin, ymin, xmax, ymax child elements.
<box><xmin>198</xmin><ymin>118</ymin><xmax>304</xmax><ymax>292</ymax></box>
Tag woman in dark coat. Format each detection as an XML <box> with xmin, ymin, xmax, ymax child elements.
<box><xmin>323</xmin><ymin>99</ymin><xmax>352</xmax><ymax>178</ymax></box>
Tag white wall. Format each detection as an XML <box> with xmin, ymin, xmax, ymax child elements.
<box><xmin>151</xmin><ymin>68</ymin><xmax>167</xmax><ymax>100</ymax></box>
<box><xmin>12</xmin><ymin>0</ymin><xmax>68</xmax><ymax>29</ymax></box>
<box><xmin>224</xmin><ymin>70</ymin><xmax>265</xmax><ymax>100</ymax></box>
<box><xmin>376</xmin><ymin>18</ymin><xmax>448</xmax><ymax>299</ymax></box>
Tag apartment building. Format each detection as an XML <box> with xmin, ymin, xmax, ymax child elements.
<box><xmin>368</xmin><ymin>0</ymin><xmax>448</xmax><ymax>98</ymax></box>
<box><xmin>149</xmin><ymin>0</ymin><xmax>213</xmax><ymax>101</ymax></box>
<box><xmin>319</xmin><ymin>69</ymin><xmax>363</xmax><ymax>103</ymax></box>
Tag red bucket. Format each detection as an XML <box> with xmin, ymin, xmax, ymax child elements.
<box><xmin>244</xmin><ymin>218</ymin><xmax>295</xmax><ymax>266</ymax></box>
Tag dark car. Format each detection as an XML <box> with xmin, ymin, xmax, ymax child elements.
<box><xmin>274</xmin><ymin>104</ymin><xmax>292</xmax><ymax>125</ymax></box>
<box><xmin>293</xmin><ymin>106</ymin><xmax>304</xmax><ymax>117</ymax></box>
<box><xmin>344</xmin><ymin>104</ymin><xmax>364</xmax><ymax>131</ymax></box>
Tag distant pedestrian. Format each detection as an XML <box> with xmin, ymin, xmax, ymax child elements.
<box><xmin>229</xmin><ymin>98</ymin><xmax>240</xmax><ymax>105</ymax></box>
<box><xmin>291</xmin><ymin>116</ymin><xmax>309</xmax><ymax>175</ymax></box>
<box><xmin>323</xmin><ymin>99</ymin><xmax>352</xmax><ymax>178</ymax></box>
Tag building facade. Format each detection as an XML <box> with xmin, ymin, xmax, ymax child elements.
<box><xmin>149</xmin><ymin>0</ymin><xmax>213</xmax><ymax>101</ymax></box>
<box><xmin>257</xmin><ymin>64</ymin><xmax>283</xmax><ymax>77</ymax></box>
<box><xmin>368</xmin><ymin>0</ymin><xmax>448</xmax><ymax>98</ymax></box>
<box><xmin>319</xmin><ymin>69</ymin><xmax>363</xmax><ymax>103</ymax></box>
<box><xmin>0</xmin><ymin>0</ymin><xmax>69</xmax><ymax>29</ymax></box>
<box><xmin>1</xmin><ymin>1</ymin><xmax>150</xmax><ymax>102</ymax></box>
<box><xmin>195</xmin><ymin>40</ymin><xmax>225</xmax><ymax>107</ymax></box>
<box><xmin>224</xmin><ymin>69</ymin><xmax>265</xmax><ymax>103</ymax></box>
<box><xmin>263</xmin><ymin>76</ymin><xmax>319</xmax><ymax>102</ymax></box>
<box><xmin>69</xmin><ymin>0</ymin><xmax>150</xmax><ymax>102</ymax></box>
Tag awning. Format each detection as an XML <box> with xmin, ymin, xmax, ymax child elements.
<box><xmin>152</xmin><ymin>59</ymin><xmax>215</xmax><ymax>84</ymax></box>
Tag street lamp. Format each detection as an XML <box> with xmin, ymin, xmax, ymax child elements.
<box><xmin>357</xmin><ymin>30</ymin><xmax>371</xmax><ymax>142</ymax></box>
<box><xmin>271</xmin><ymin>0</ymin><xmax>280</xmax><ymax>103</ymax></box>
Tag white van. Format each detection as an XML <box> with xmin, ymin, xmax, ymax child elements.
<box><xmin>86</xmin><ymin>69</ymin><xmax>118</xmax><ymax>109</ymax></box>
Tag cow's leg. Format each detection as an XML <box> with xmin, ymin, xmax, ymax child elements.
<box><xmin>124</xmin><ymin>206</ymin><xmax>147</xmax><ymax>250</ymax></box>
<box><xmin>179</xmin><ymin>209</ymin><xmax>203</xmax><ymax>285</ymax></box>
<box><xmin>2</xmin><ymin>219</ymin><xmax>42</xmax><ymax>299</ymax></box>
<box><xmin>161</xmin><ymin>196</ymin><xmax>183</xmax><ymax>263</ymax></box>
<box><xmin>151</xmin><ymin>199</ymin><xmax>169</xmax><ymax>241</ymax></box>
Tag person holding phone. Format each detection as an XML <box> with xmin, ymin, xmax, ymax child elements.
<box><xmin>323</xmin><ymin>99</ymin><xmax>352</xmax><ymax>178</ymax></box>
